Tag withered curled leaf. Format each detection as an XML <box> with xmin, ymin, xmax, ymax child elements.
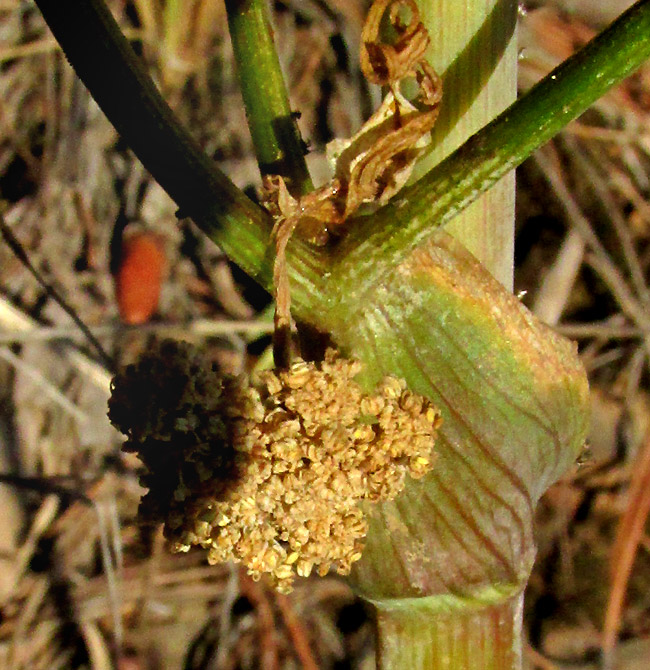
<box><xmin>263</xmin><ymin>0</ymin><xmax>442</xmax><ymax>349</ymax></box>
<box><xmin>360</xmin><ymin>0</ymin><xmax>432</xmax><ymax>85</ymax></box>
<box><xmin>327</xmin><ymin>59</ymin><xmax>441</xmax><ymax>217</ymax></box>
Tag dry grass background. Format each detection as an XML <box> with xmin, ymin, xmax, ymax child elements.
<box><xmin>0</xmin><ymin>1</ymin><xmax>649</xmax><ymax>668</ymax></box>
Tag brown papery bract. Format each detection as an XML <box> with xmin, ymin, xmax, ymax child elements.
<box><xmin>263</xmin><ymin>0</ymin><xmax>442</xmax><ymax>341</ymax></box>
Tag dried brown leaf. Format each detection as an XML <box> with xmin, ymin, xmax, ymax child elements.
<box><xmin>360</xmin><ymin>0</ymin><xmax>431</xmax><ymax>86</ymax></box>
<box><xmin>264</xmin><ymin>0</ymin><xmax>442</xmax><ymax>347</ymax></box>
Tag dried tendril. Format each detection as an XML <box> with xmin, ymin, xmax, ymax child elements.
<box><xmin>263</xmin><ymin>0</ymin><xmax>442</xmax><ymax>354</ymax></box>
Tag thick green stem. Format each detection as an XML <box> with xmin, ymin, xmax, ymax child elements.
<box><xmin>358</xmin><ymin>2</ymin><xmax>519</xmax><ymax>667</ymax></box>
<box><xmin>375</xmin><ymin>593</ymin><xmax>523</xmax><ymax>670</ymax></box>
<box><xmin>225</xmin><ymin>0</ymin><xmax>312</xmax><ymax>194</ymax></box>
<box><xmin>416</xmin><ymin>0</ymin><xmax>517</xmax><ymax>287</ymax></box>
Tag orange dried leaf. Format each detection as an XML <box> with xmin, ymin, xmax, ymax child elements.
<box><xmin>115</xmin><ymin>231</ymin><xmax>165</xmax><ymax>325</ymax></box>
<box><xmin>327</xmin><ymin>60</ymin><xmax>441</xmax><ymax>217</ymax></box>
<box><xmin>360</xmin><ymin>0</ymin><xmax>431</xmax><ymax>85</ymax></box>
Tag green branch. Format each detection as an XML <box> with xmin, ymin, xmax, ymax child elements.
<box><xmin>225</xmin><ymin>0</ymin><xmax>313</xmax><ymax>194</ymax></box>
<box><xmin>332</xmin><ymin>0</ymin><xmax>650</xmax><ymax>300</ymax></box>
<box><xmin>33</xmin><ymin>0</ymin><xmax>274</xmax><ymax>283</ymax></box>
<box><xmin>34</xmin><ymin>0</ymin><xmax>326</xmax><ymax>306</ymax></box>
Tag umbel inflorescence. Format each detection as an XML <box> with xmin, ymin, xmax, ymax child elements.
<box><xmin>109</xmin><ymin>341</ymin><xmax>440</xmax><ymax>592</ymax></box>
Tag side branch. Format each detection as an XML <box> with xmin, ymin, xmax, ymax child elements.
<box><xmin>34</xmin><ymin>0</ymin><xmax>272</xmax><ymax>282</ymax></box>
<box><xmin>226</xmin><ymin>0</ymin><xmax>313</xmax><ymax>195</ymax></box>
<box><xmin>334</xmin><ymin>0</ymin><xmax>650</xmax><ymax>298</ymax></box>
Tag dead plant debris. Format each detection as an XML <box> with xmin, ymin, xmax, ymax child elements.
<box><xmin>263</xmin><ymin>0</ymin><xmax>442</xmax><ymax>343</ymax></box>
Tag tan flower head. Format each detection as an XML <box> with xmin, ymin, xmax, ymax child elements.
<box><xmin>109</xmin><ymin>342</ymin><xmax>441</xmax><ymax>592</ymax></box>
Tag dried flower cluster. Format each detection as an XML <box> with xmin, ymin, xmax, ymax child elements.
<box><xmin>108</xmin><ymin>339</ymin><xmax>246</xmax><ymax>526</ymax></box>
<box><xmin>109</xmin><ymin>342</ymin><xmax>440</xmax><ymax>592</ymax></box>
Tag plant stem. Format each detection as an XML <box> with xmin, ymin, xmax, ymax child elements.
<box><xmin>354</xmin><ymin>3</ymin><xmax>520</xmax><ymax>668</ymax></box>
<box><xmin>159</xmin><ymin>0</ymin><xmax>188</xmax><ymax>93</ymax></box>
<box><xmin>33</xmin><ymin>0</ymin><xmax>329</xmax><ymax>304</ymax></box>
<box><xmin>333</xmin><ymin>0</ymin><xmax>650</xmax><ymax>301</ymax></box>
<box><xmin>374</xmin><ymin>593</ymin><xmax>523</xmax><ymax>670</ymax></box>
<box><xmin>415</xmin><ymin>0</ymin><xmax>517</xmax><ymax>288</ymax></box>
<box><xmin>225</xmin><ymin>0</ymin><xmax>313</xmax><ymax>194</ymax></box>
<box><xmin>162</xmin><ymin>0</ymin><xmax>182</xmax><ymax>70</ymax></box>
<box><xmin>33</xmin><ymin>0</ymin><xmax>260</xmax><ymax>238</ymax></box>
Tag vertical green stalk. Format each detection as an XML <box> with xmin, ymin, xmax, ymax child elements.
<box><xmin>162</xmin><ymin>0</ymin><xmax>183</xmax><ymax>61</ymax></box>
<box><xmin>225</xmin><ymin>0</ymin><xmax>313</xmax><ymax>194</ymax></box>
<box><xmin>372</xmin><ymin>2</ymin><xmax>520</xmax><ymax>668</ymax></box>
<box><xmin>375</xmin><ymin>595</ymin><xmax>523</xmax><ymax>670</ymax></box>
<box><xmin>414</xmin><ymin>0</ymin><xmax>517</xmax><ymax>288</ymax></box>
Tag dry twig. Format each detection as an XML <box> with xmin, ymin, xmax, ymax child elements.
<box><xmin>602</xmin><ymin>427</ymin><xmax>650</xmax><ymax>668</ymax></box>
<box><xmin>238</xmin><ymin>571</ymin><xmax>280</xmax><ymax>670</ymax></box>
<box><xmin>276</xmin><ymin>592</ymin><xmax>320</xmax><ymax>670</ymax></box>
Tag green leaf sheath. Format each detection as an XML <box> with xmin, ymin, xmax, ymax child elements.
<box><xmin>334</xmin><ymin>0</ymin><xmax>650</xmax><ymax>296</ymax></box>
<box><xmin>328</xmin><ymin>232</ymin><xmax>589</xmax><ymax>601</ymax></box>
<box><xmin>225</xmin><ymin>0</ymin><xmax>313</xmax><ymax>194</ymax></box>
